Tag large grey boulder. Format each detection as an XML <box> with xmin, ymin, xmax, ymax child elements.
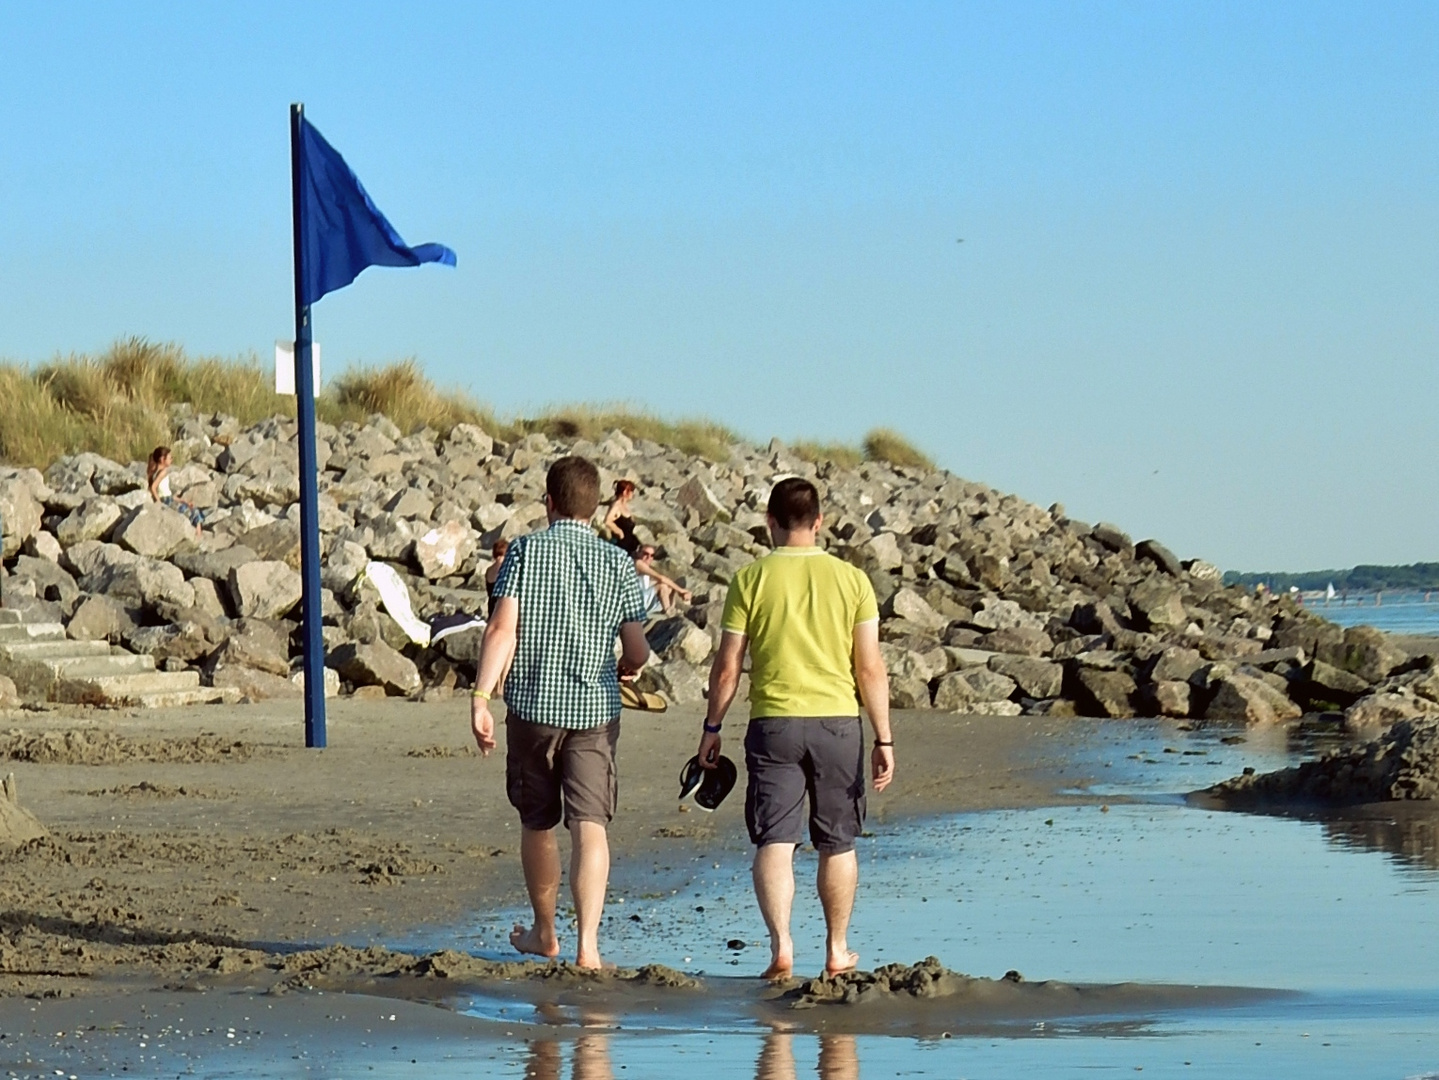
<box><xmin>1343</xmin><ymin>691</ymin><xmax>1439</xmax><ymax>735</ymax></box>
<box><xmin>674</xmin><ymin>477</ymin><xmax>728</xmax><ymax>522</ymax></box>
<box><xmin>208</xmin><ymin>619</ymin><xmax>291</xmax><ymax>676</ymax></box>
<box><xmin>84</xmin><ymin>557</ymin><xmax>195</xmax><ymax>612</ymax></box>
<box><xmin>1074</xmin><ymin>668</ymin><xmax>1138</xmax><ymax>718</ymax></box>
<box><xmin>1149</xmin><ymin>646</ymin><xmax>1205</xmax><ymax>684</ymax></box>
<box><xmin>861</xmin><ymin>533</ymin><xmax>903</xmax><ymax>572</ymax></box>
<box><xmin>1292</xmin><ymin>659</ymin><xmax>1370</xmax><ymax>709</ymax></box>
<box><xmin>173</xmin><ymin>544</ymin><xmax>259</xmax><ymax>583</ymax></box>
<box><xmin>888</xmin><ymin>673</ymin><xmax>932</xmax><ymax>709</ymax></box>
<box><xmin>933</xmin><ymin>668</ymin><xmax>1018</xmax><ymax>711</ymax></box>
<box><xmin>210</xmin><ymin>663</ymin><xmax>302</xmax><ymax>700</ymax></box>
<box><xmin>330</xmin><ymin>640</ymin><xmax>421</xmax><ymax>696</ymax></box>
<box><xmin>414</xmin><ymin>521</ymin><xmax>477</xmax><ymax>579</ymax></box>
<box><xmin>228</xmin><ymin>560</ymin><xmax>302</xmax><ymax>620</ymax></box>
<box><xmin>0</xmin><ymin>477</ymin><xmax>44</xmax><ymax>557</ymax></box>
<box><xmin>1090</xmin><ymin>522</ymin><xmax>1133</xmax><ymax>554</ymax></box>
<box><xmin>54</xmin><ymin>498</ymin><xmax>123</xmax><ymax>547</ymax></box>
<box><xmin>979</xmin><ymin>627</ymin><xmax>1052</xmax><ymax>657</ymax></box>
<box><xmin>1145</xmin><ymin>679</ymin><xmax>1192</xmax><ymax>717</ymax></box>
<box><xmin>1135</xmin><ymin>539</ymin><xmax>1183</xmax><ymax>576</ymax></box>
<box><xmin>647</xmin><ymin>617</ymin><xmax>713</xmax><ymax>666</ymax></box>
<box><xmin>645</xmin><ymin>660</ymin><xmax>707</xmax><ymax>705</ymax></box>
<box><xmin>1204</xmin><ymin>674</ymin><xmax>1301</xmax><ymax>725</ymax></box>
<box><xmin>1316</xmin><ymin>625</ymin><xmax>1408</xmax><ymax>684</ymax></box>
<box><xmin>237</xmin><ymin>520</ymin><xmax>301</xmax><ymax>568</ymax></box>
<box><xmin>321</xmin><ymin>540</ymin><xmax>369</xmax><ymax>595</ymax></box>
<box><xmin>125</xmin><ymin>620</ymin><xmax>215</xmax><ymax>664</ymax></box>
<box><xmin>112</xmin><ymin>503</ymin><xmax>196</xmax><ymax>559</ymax></box>
<box><xmin>1127</xmin><ymin>578</ymin><xmax>1187</xmax><ymax>632</ymax></box>
<box><xmin>66</xmin><ymin>595</ymin><xmax>136</xmax><ymax>643</ymax></box>
<box><xmin>386</xmin><ymin>488</ymin><xmax>435</xmax><ymax>520</ymax></box>
<box><xmin>886</xmin><ymin>588</ymin><xmax>947</xmax><ymax>633</ymax></box>
<box><xmin>988</xmin><ymin>655</ymin><xmax>1063</xmax><ymax>699</ymax></box>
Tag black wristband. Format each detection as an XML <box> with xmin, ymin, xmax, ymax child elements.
<box><xmin>703</xmin><ymin>721</ymin><xmax>722</xmax><ymax>734</ymax></box>
<box><xmin>874</xmin><ymin>740</ymin><xmax>894</xmax><ymax>747</ymax></box>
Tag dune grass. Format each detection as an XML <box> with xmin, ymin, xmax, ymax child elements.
<box><xmin>862</xmin><ymin>427</ymin><xmax>935</xmax><ymax>470</ymax></box>
<box><xmin>792</xmin><ymin>429</ymin><xmax>935</xmax><ymax>471</ymax></box>
<box><xmin>0</xmin><ymin>339</ymin><xmax>932</xmax><ymax>472</ymax></box>
<box><xmin>513</xmin><ymin>405</ymin><xmax>739</xmax><ymax>461</ymax></box>
<box><xmin>792</xmin><ymin>440</ymin><xmax>865</xmax><ymax>469</ymax></box>
<box><xmin>323</xmin><ymin>358</ymin><xmax>495</xmax><ymax>436</ymax></box>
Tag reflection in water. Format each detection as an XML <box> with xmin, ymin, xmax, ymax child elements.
<box><xmin>756</xmin><ymin>1031</ymin><xmax>859</xmax><ymax>1080</ymax></box>
<box><xmin>523</xmin><ymin>1033</ymin><xmax>613</xmax><ymax>1080</ymax></box>
<box><xmin>524</xmin><ymin>1007</ymin><xmax>617</xmax><ymax>1080</ymax></box>
<box><xmin>1323</xmin><ymin>812</ymin><xmax>1439</xmax><ymax>874</ymax></box>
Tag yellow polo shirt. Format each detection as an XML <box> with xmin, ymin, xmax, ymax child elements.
<box><xmin>721</xmin><ymin>547</ymin><xmax>879</xmax><ymax>719</ymax></box>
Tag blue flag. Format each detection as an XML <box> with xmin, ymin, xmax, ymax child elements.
<box><xmin>297</xmin><ymin>117</ymin><xmax>456</xmax><ymax>306</ymax></box>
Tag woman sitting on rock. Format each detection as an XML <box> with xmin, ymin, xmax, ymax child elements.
<box><xmin>484</xmin><ymin>538</ymin><xmax>510</xmax><ymax>616</ymax></box>
<box><xmin>146</xmin><ymin>446</ymin><xmax>203</xmax><ymax>536</ymax></box>
<box><xmin>635</xmin><ymin>544</ymin><xmax>691</xmax><ymax>616</ymax></box>
<box><xmin>602</xmin><ymin>478</ymin><xmax>641</xmax><ymax>555</ymax></box>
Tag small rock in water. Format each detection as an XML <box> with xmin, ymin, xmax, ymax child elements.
<box><xmin>726</xmin><ymin>938</ymin><xmax>746</xmax><ymax>950</ymax></box>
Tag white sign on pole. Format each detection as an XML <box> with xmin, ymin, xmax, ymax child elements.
<box><xmin>275</xmin><ymin>340</ymin><xmax>322</xmax><ymax>396</ymax></box>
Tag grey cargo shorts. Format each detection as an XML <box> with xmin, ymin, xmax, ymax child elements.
<box><xmin>743</xmin><ymin>716</ymin><xmax>866</xmax><ymax>855</ymax></box>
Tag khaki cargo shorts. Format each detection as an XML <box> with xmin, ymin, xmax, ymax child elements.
<box><xmin>505</xmin><ymin>715</ymin><xmax>620</xmax><ymax>831</ymax></box>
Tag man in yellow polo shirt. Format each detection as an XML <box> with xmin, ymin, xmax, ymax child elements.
<box><xmin>697</xmin><ymin>477</ymin><xmax>894</xmax><ymax>980</ymax></box>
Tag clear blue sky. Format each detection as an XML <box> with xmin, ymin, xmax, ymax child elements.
<box><xmin>1</xmin><ymin>2</ymin><xmax>1434</xmax><ymax>573</ymax></box>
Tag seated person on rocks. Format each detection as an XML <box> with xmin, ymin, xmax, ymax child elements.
<box><xmin>484</xmin><ymin>538</ymin><xmax>510</xmax><ymax>616</ymax></box>
<box><xmin>146</xmin><ymin>446</ymin><xmax>203</xmax><ymax>536</ymax></box>
<box><xmin>634</xmin><ymin>544</ymin><xmax>691</xmax><ymax>616</ymax></box>
<box><xmin>602</xmin><ymin>479</ymin><xmax>640</xmax><ymax>555</ymax></box>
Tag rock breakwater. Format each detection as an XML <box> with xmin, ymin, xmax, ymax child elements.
<box><xmin>1205</xmin><ymin>716</ymin><xmax>1439</xmax><ymax>805</ymax></box>
<box><xmin>0</xmin><ymin>406</ymin><xmax>1432</xmax><ymax>725</ymax></box>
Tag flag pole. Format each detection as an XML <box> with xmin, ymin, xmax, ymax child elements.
<box><xmin>289</xmin><ymin>102</ymin><xmax>327</xmax><ymax>749</ymax></box>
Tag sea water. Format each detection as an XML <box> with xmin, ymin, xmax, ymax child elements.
<box><xmin>1307</xmin><ymin>590</ymin><xmax>1439</xmax><ymax>636</ymax></box>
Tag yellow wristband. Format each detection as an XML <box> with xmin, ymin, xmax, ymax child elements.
<box><xmin>471</xmin><ymin>689</ymin><xmax>491</xmax><ymax>701</ymax></box>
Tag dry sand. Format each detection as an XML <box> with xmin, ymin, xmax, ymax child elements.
<box><xmin>0</xmin><ymin>697</ymin><xmax>1119</xmax><ymax>1004</ymax></box>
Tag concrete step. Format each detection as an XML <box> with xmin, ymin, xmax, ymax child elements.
<box><xmin>46</xmin><ymin>654</ymin><xmax>157</xmax><ymax>678</ymax></box>
<box><xmin>127</xmin><ymin>687</ymin><xmax>237</xmax><ymax>709</ymax></box>
<box><xmin>0</xmin><ymin>623</ymin><xmax>68</xmax><ymax>644</ymax></box>
<box><xmin>54</xmin><ymin>670</ymin><xmax>204</xmax><ymax>706</ymax></box>
<box><xmin>0</xmin><ymin>640</ymin><xmax>113</xmax><ymax>662</ymax></box>
<box><xmin>0</xmin><ymin>609</ymin><xmax>24</xmax><ymax>625</ymax></box>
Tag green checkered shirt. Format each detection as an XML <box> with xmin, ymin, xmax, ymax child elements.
<box><xmin>492</xmin><ymin>519</ymin><xmax>648</xmax><ymax>729</ymax></box>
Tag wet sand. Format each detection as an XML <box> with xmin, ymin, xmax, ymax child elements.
<box><xmin>1</xmin><ymin>698</ymin><xmax>1127</xmax><ymax>1004</ymax></box>
<box><xmin>0</xmin><ymin>698</ymin><xmax>1385</xmax><ymax>1072</ymax></box>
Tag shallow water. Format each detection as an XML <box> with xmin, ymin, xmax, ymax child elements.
<box><xmin>428</xmin><ymin>721</ymin><xmax>1439</xmax><ymax>1077</ymax></box>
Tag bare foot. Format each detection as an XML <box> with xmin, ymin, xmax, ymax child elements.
<box><xmin>760</xmin><ymin>959</ymin><xmax>793</xmax><ymax>982</ymax></box>
<box><xmin>510</xmin><ymin>922</ymin><xmax>560</xmax><ymax>959</ymax></box>
<box><xmin>824</xmin><ymin>950</ymin><xmax>859</xmax><ymax>976</ymax></box>
<box><xmin>574</xmin><ymin>951</ymin><xmax>615</xmax><ymax>971</ymax></box>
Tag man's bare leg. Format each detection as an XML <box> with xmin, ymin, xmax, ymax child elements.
<box><xmin>817</xmin><ymin>850</ymin><xmax>859</xmax><ymax>974</ymax></box>
<box><xmin>569</xmin><ymin>820</ymin><xmax>610</xmax><ymax>969</ymax></box>
<box><xmin>510</xmin><ymin>826</ymin><xmax>562</xmax><ymax>958</ymax></box>
<box><xmin>753</xmin><ymin>842</ymin><xmax>797</xmax><ymax>979</ymax></box>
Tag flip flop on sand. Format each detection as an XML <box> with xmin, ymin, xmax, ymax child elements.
<box><xmin>620</xmin><ymin>683</ymin><xmax>668</xmax><ymax>712</ymax></box>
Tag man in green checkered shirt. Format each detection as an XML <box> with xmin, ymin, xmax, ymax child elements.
<box><xmin>470</xmin><ymin>456</ymin><xmax>650</xmax><ymax>969</ymax></box>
